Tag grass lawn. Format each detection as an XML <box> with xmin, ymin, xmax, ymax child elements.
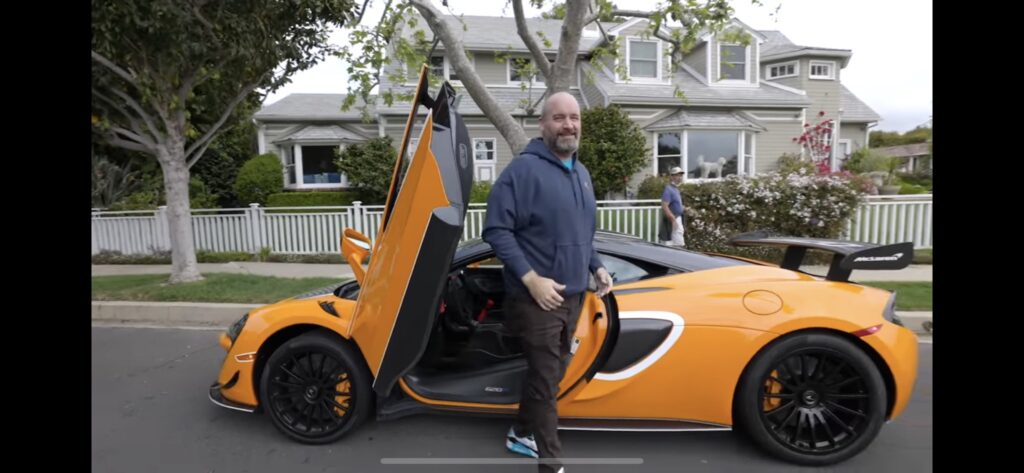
<box><xmin>93</xmin><ymin>273</ymin><xmax>930</xmax><ymax>311</ymax></box>
<box><xmin>861</xmin><ymin>281</ymin><xmax>932</xmax><ymax>311</ymax></box>
<box><xmin>92</xmin><ymin>274</ymin><xmax>347</xmax><ymax>304</ymax></box>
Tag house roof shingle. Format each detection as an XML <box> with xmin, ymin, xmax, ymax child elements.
<box><xmin>645</xmin><ymin>109</ymin><xmax>765</xmax><ymax>131</ymax></box>
<box><xmin>759</xmin><ymin>30</ymin><xmax>852</xmax><ymax>66</ymax></box>
<box><xmin>586</xmin><ymin>63</ymin><xmax>811</xmax><ymax>108</ymax></box>
<box><xmin>875</xmin><ymin>143</ymin><xmax>930</xmax><ymax>158</ymax></box>
<box><xmin>840</xmin><ymin>85</ymin><xmax>881</xmax><ymax>122</ymax></box>
<box><xmin>273</xmin><ymin>125</ymin><xmax>369</xmax><ymax>143</ymax></box>
<box><xmin>255</xmin><ymin>94</ymin><xmax>374</xmax><ymax>121</ymax></box>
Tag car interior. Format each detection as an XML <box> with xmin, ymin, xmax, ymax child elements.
<box><xmin>337</xmin><ymin>251</ymin><xmax>675</xmax><ymax>404</ymax></box>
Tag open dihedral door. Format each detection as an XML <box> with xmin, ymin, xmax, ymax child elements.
<box><xmin>348</xmin><ymin>66</ymin><xmax>473</xmax><ymax>396</ymax></box>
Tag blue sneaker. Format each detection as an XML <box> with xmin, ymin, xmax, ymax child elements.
<box><xmin>505</xmin><ymin>426</ymin><xmax>539</xmax><ymax>458</ymax></box>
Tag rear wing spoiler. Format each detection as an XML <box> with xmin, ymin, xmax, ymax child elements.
<box><xmin>728</xmin><ymin>231</ymin><xmax>914</xmax><ymax>282</ymax></box>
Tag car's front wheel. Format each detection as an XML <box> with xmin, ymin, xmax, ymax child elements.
<box><xmin>260</xmin><ymin>329</ymin><xmax>372</xmax><ymax>444</ymax></box>
<box><xmin>735</xmin><ymin>332</ymin><xmax>887</xmax><ymax>465</ymax></box>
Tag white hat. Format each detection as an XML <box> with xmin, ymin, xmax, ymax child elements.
<box><xmin>669</xmin><ymin>166</ymin><xmax>684</xmax><ymax>175</ymax></box>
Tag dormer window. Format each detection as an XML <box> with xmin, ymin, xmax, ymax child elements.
<box><xmin>767</xmin><ymin>61</ymin><xmax>798</xmax><ymax>79</ymax></box>
<box><xmin>809</xmin><ymin>60</ymin><xmax>835</xmax><ymax>80</ymax></box>
<box><xmin>628</xmin><ymin>39</ymin><xmax>660</xmax><ymax>79</ymax></box>
<box><xmin>719</xmin><ymin>44</ymin><xmax>748</xmax><ymax>80</ymax></box>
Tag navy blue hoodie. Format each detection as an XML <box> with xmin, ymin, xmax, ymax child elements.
<box><xmin>482</xmin><ymin>137</ymin><xmax>604</xmax><ymax>297</ymax></box>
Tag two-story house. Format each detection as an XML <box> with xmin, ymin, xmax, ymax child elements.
<box><xmin>254</xmin><ymin>14</ymin><xmax>880</xmax><ymax>194</ymax></box>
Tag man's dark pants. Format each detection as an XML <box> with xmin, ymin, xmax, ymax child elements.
<box><xmin>506</xmin><ymin>291</ymin><xmax>585</xmax><ymax>473</ymax></box>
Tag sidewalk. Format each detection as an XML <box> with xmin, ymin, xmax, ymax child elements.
<box><xmin>93</xmin><ymin>262</ymin><xmax>931</xmax><ymax>282</ymax></box>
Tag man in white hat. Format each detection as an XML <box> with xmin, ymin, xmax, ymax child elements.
<box><xmin>659</xmin><ymin>166</ymin><xmax>686</xmax><ymax>247</ymax></box>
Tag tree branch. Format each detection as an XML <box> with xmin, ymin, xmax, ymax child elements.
<box><xmin>512</xmin><ymin>0</ymin><xmax>551</xmax><ymax>79</ymax></box>
<box><xmin>409</xmin><ymin>0</ymin><xmax>529</xmax><ymax>153</ymax></box>
<box><xmin>184</xmin><ymin>79</ymin><xmax>261</xmax><ymax>160</ymax></box>
<box><xmin>610</xmin><ymin>9</ymin><xmax>656</xmax><ymax>18</ymax></box>
<box><xmin>110</xmin><ymin>126</ymin><xmax>154</xmax><ymax>148</ymax></box>
<box><xmin>187</xmin><ymin>132</ymin><xmax>217</xmax><ymax>169</ymax></box>
<box><xmin>108</xmin><ymin>88</ymin><xmax>162</xmax><ymax>144</ymax></box>
<box><xmin>91</xmin><ymin>51</ymin><xmax>140</xmax><ymax>88</ymax></box>
<box><xmin>105</xmin><ymin>135</ymin><xmax>156</xmax><ymax>154</ymax></box>
<box><xmin>93</xmin><ymin>89</ymin><xmax>159</xmax><ymax>149</ymax></box>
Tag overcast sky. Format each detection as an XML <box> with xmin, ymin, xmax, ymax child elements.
<box><xmin>262</xmin><ymin>0</ymin><xmax>931</xmax><ymax>132</ymax></box>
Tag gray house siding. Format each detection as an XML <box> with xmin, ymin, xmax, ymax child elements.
<box><xmin>474</xmin><ymin>51</ymin><xmax>507</xmax><ymax>85</ymax></box>
<box><xmin>580</xmin><ymin>67</ymin><xmax>607</xmax><ymax>107</ymax></box>
<box><xmin>802</xmin><ymin>58</ymin><xmax>842</xmax><ymax>122</ymax></box>
<box><xmin>840</xmin><ymin>122</ymin><xmax>869</xmax><ymax>152</ymax></box>
<box><xmin>752</xmin><ymin>119</ymin><xmax>804</xmax><ymax>173</ymax></box>
<box><xmin>263</xmin><ymin>123</ymin><xmax>301</xmax><ymax>145</ymax></box>
<box><xmin>683</xmin><ymin>41</ymin><xmax>708</xmax><ymax>78</ymax></box>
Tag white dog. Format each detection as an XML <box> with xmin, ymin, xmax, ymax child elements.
<box><xmin>698</xmin><ymin>156</ymin><xmax>728</xmax><ymax>179</ymax></box>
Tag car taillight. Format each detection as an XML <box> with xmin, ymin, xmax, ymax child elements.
<box><xmin>883</xmin><ymin>292</ymin><xmax>903</xmax><ymax>327</ymax></box>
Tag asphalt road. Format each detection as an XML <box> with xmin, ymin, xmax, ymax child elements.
<box><xmin>92</xmin><ymin>326</ymin><xmax>932</xmax><ymax>472</ymax></box>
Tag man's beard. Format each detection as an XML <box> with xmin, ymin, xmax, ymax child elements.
<box><xmin>546</xmin><ymin>134</ymin><xmax>579</xmax><ymax>154</ymax></box>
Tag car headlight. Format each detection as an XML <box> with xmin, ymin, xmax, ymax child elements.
<box><xmin>227</xmin><ymin>313</ymin><xmax>249</xmax><ymax>343</ymax></box>
<box><xmin>882</xmin><ymin>292</ymin><xmax>903</xmax><ymax>327</ymax></box>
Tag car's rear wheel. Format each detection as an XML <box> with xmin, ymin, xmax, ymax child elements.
<box><xmin>735</xmin><ymin>332</ymin><xmax>886</xmax><ymax>465</ymax></box>
<box><xmin>260</xmin><ymin>329</ymin><xmax>372</xmax><ymax>443</ymax></box>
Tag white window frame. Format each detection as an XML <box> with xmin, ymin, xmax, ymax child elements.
<box><xmin>472</xmin><ymin>138</ymin><xmax>496</xmax><ymax>161</ymax></box>
<box><xmin>809</xmin><ymin>60</ymin><xmax>836</xmax><ymax>80</ymax></box>
<box><xmin>283</xmin><ymin>143</ymin><xmax>348</xmax><ymax>190</ymax></box>
<box><xmin>716</xmin><ymin>42</ymin><xmax>751</xmax><ymax>83</ymax></box>
<box><xmin>766</xmin><ymin>60</ymin><xmax>799</xmax><ymax>80</ymax></box>
<box><xmin>506</xmin><ymin>56</ymin><xmax>549</xmax><ymax>87</ymax></box>
<box><xmin>472</xmin><ymin>138</ymin><xmax>497</xmax><ymax>183</ymax></box>
<box><xmin>743</xmin><ymin>132</ymin><xmax>756</xmax><ymax>177</ymax></box>
<box><xmin>406</xmin><ymin>54</ymin><xmax>474</xmax><ymax>85</ymax></box>
<box><xmin>653</xmin><ymin>129</ymin><xmax>757</xmax><ymax>182</ymax></box>
<box><xmin>627</xmin><ymin>38</ymin><xmax>662</xmax><ymax>82</ymax></box>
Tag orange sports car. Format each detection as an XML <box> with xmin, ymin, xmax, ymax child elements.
<box><xmin>209</xmin><ymin>68</ymin><xmax>918</xmax><ymax>466</ymax></box>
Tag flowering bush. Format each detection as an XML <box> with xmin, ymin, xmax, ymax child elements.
<box><xmin>793</xmin><ymin>111</ymin><xmax>835</xmax><ymax>174</ymax></box>
<box><xmin>684</xmin><ymin>171</ymin><xmax>864</xmax><ymax>259</ymax></box>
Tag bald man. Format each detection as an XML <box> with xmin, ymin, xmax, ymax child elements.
<box><xmin>482</xmin><ymin>92</ymin><xmax>613</xmax><ymax>473</ymax></box>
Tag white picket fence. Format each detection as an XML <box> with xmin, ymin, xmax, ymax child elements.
<box><xmin>91</xmin><ymin>195</ymin><xmax>932</xmax><ymax>255</ymax></box>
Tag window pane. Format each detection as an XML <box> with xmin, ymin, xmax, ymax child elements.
<box><xmin>657</xmin><ymin>156</ymin><xmax>681</xmax><ymax>175</ymax></box>
<box><xmin>687</xmin><ymin>130</ymin><xmax>739</xmax><ymax>179</ymax></box>
<box><xmin>720</xmin><ymin>45</ymin><xmax>746</xmax><ymax>80</ymax></box>
<box><xmin>301</xmin><ymin>146</ymin><xmax>341</xmax><ymax>184</ymax></box>
<box><xmin>509</xmin><ymin>57</ymin><xmax>528</xmax><ymax>81</ymax></box>
<box><xmin>657</xmin><ymin>133</ymin><xmax>681</xmax><ymax>156</ymax></box>
<box><xmin>600</xmin><ymin>253</ymin><xmax>650</xmax><ymax>283</ymax></box>
<box><xmin>474</xmin><ymin>140</ymin><xmax>495</xmax><ymax>161</ymax></box>
<box><xmin>429</xmin><ymin>56</ymin><xmax>444</xmax><ymax>78</ymax></box>
<box><xmin>630</xmin><ymin>59</ymin><xmax>657</xmax><ymax>78</ymax></box>
<box><xmin>630</xmin><ymin>41</ymin><xmax>657</xmax><ymax>60</ymax></box>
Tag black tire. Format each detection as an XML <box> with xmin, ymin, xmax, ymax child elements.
<box><xmin>260</xmin><ymin>329</ymin><xmax>373</xmax><ymax>444</ymax></box>
<box><xmin>735</xmin><ymin>332</ymin><xmax>886</xmax><ymax>465</ymax></box>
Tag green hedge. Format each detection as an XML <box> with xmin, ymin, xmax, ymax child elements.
<box><xmin>92</xmin><ymin>250</ymin><xmax>256</xmax><ymax>264</ymax></box>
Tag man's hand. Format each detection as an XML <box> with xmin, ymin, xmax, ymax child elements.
<box><xmin>594</xmin><ymin>267</ymin><xmax>613</xmax><ymax>297</ymax></box>
<box><xmin>522</xmin><ymin>271</ymin><xmax>565</xmax><ymax>311</ymax></box>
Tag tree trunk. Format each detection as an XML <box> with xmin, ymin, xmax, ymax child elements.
<box><xmin>547</xmin><ymin>0</ymin><xmax>589</xmax><ymax>93</ymax></box>
<box><xmin>157</xmin><ymin>132</ymin><xmax>203</xmax><ymax>284</ymax></box>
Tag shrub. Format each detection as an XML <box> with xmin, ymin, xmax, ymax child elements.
<box><xmin>234</xmin><ymin>153</ymin><xmax>283</xmax><ymax>205</ymax></box>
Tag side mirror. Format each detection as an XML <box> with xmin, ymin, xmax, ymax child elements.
<box><xmin>341</xmin><ymin>228</ymin><xmax>372</xmax><ymax>284</ymax></box>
